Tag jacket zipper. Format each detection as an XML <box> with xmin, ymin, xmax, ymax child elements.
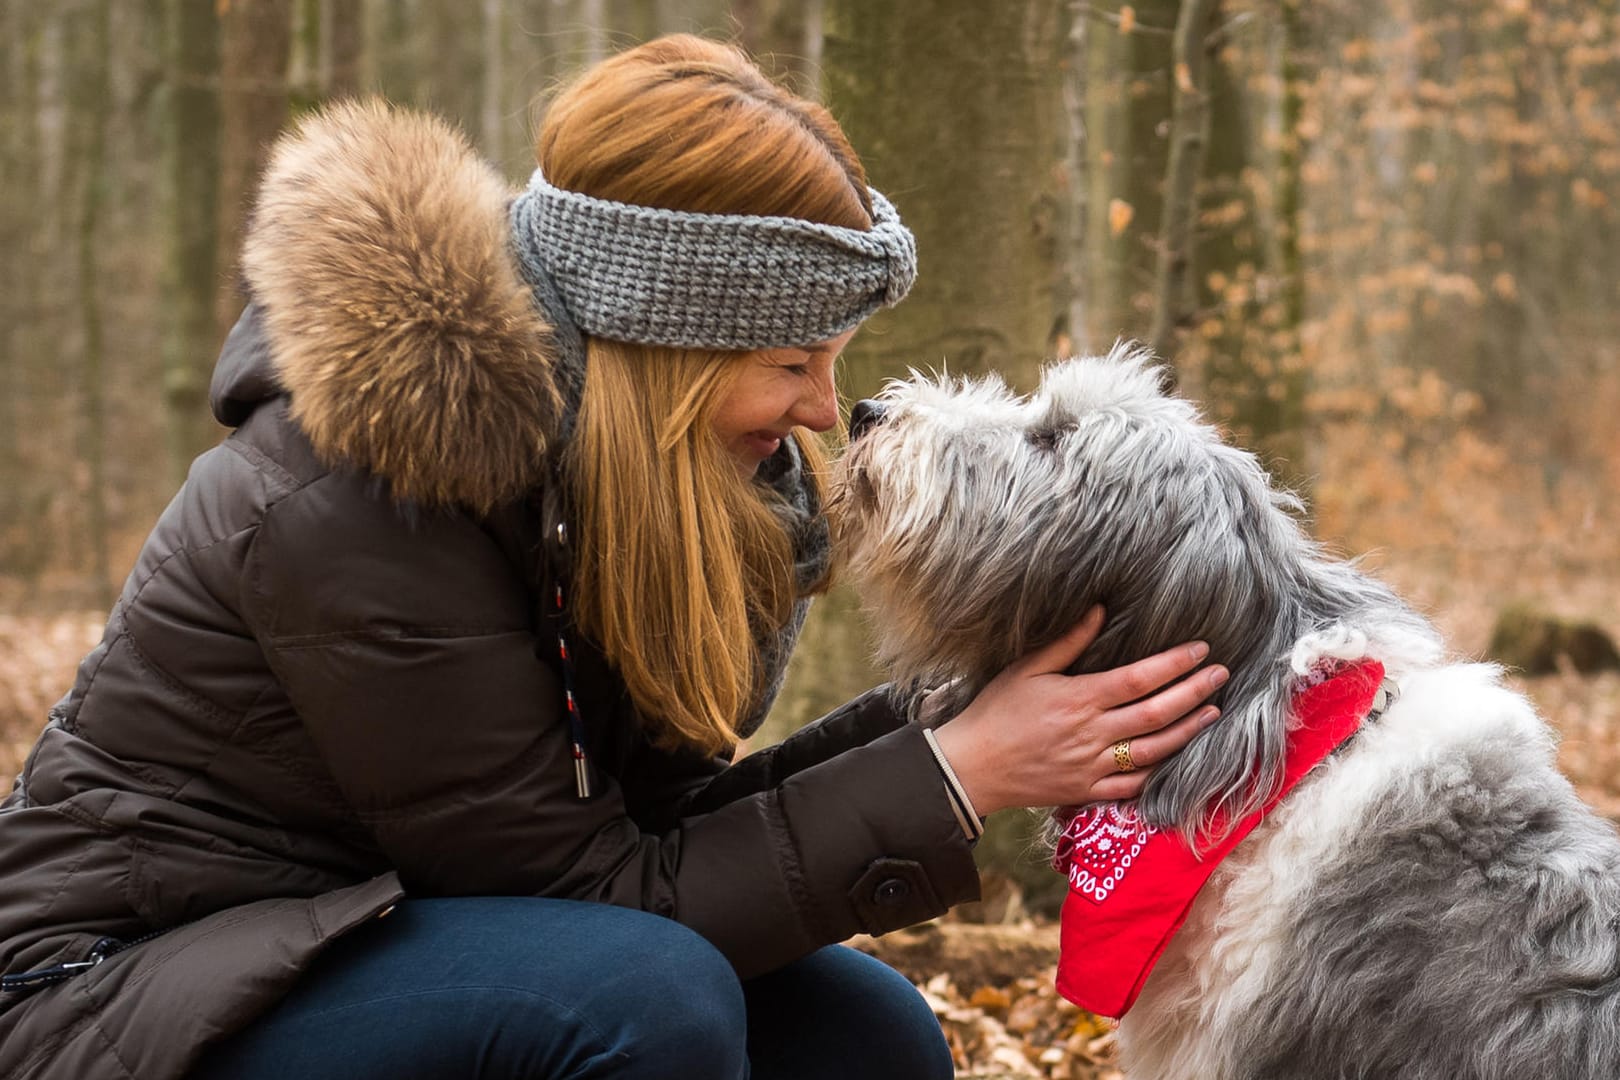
<box><xmin>1</xmin><ymin>928</ymin><xmax>169</xmax><ymax>993</ymax></box>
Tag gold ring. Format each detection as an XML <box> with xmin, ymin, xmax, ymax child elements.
<box><xmin>1112</xmin><ymin>740</ymin><xmax>1138</xmax><ymax>773</ymax></box>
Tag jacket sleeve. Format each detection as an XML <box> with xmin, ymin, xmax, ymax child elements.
<box><xmin>244</xmin><ymin>473</ymin><xmax>980</xmax><ymax>978</ymax></box>
<box><xmin>678</xmin><ymin>686</ymin><xmax>909</xmax><ymax>816</ymax></box>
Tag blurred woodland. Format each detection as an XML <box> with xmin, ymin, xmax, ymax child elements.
<box><xmin>3</xmin><ymin>2</ymin><xmax>1620</xmax><ymax>1074</ymax></box>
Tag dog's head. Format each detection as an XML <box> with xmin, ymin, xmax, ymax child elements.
<box><xmin>834</xmin><ymin>344</ymin><xmax>1436</xmax><ymax>839</ymax></box>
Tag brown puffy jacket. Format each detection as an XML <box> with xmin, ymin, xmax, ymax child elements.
<box><xmin>0</xmin><ymin>103</ymin><xmax>979</xmax><ymax>1080</ymax></box>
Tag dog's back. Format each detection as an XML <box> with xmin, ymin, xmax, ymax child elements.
<box><xmin>1126</xmin><ymin>662</ymin><xmax>1620</xmax><ymax>1080</ymax></box>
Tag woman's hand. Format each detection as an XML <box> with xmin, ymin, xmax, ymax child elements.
<box><xmin>930</xmin><ymin>606</ymin><xmax>1225</xmax><ymax>816</ymax></box>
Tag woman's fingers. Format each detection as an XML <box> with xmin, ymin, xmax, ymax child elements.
<box><xmin>1011</xmin><ymin>605</ymin><xmax>1106</xmax><ymax>677</ymax></box>
<box><xmin>1103</xmin><ymin>664</ymin><xmax>1228</xmax><ymax>741</ymax></box>
<box><xmin>1083</xmin><ymin>638</ymin><xmax>1216</xmax><ymax>708</ymax></box>
<box><xmin>1103</xmin><ymin>704</ymin><xmax>1220</xmax><ymax>772</ymax></box>
<box><xmin>1086</xmin><ymin>768</ymin><xmax>1155</xmax><ymax>803</ymax></box>
<box><xmin>1079</xmin><ymin>704</ymin><xmax>1218</xmax><ymax>803</ymax></box>
<box><xmin>941</xmin><ymin>614</ymin><xmax>1228</xmax><ymax>813</ymax></box>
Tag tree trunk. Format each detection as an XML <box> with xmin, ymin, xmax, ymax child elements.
<box><xmin>323</xmin><ymin>0</ymin><xmax>363</xmax><ymax>98</ymax></box>
<box><xmin>607</xmin><ymin>0</ymin><xmax>661</xmax><ymax>43</ymax></box>
<box><xmin>1148</xmin><ymin>0</ymin><xmax>1221</xmax><ymax>373</ymax></box>
<box><xmin>480</xmin><ymin>0</ymin><xmax>504</xmax><ymax>155</ymax></box>
<box><xmin>367</xmin><ymin>0</ymin><xmax>428</xmax><ymax>105</ymax></box>
<box><xmin>428</xmin><ymin>0</ymin><xmax>486</xmax><ymax>134</ymax></box>
<box><xmin>1473</xmin><ymin>17</ymin><xmax>1532</xmax><ymax>419</ymax></box>
<box><xmin>775</xmin><ymin>5</ymin><xmax>1071</xmax><ymax>907</ymax></box>
<box><xmin>290</xmin><ymin>0</ymin><xmax>315</xmax><ymax>107</ymax></box>
<box><xmin>1191</xmin><ymin>37</ymin><xmax>1310</xmax><ymax>492</ymax></box>
<box><xmin>734</xmin><ymin>0</ymin><xmax>819</xmax><ymax>93</ymax></box>
<box><xmin>217</xmin><ymin>0</ymin><xmax>292</xmax><ymax>337</ymax></box>
<box><xmin>71</xmin><ymin>0</ymin><xmax>116</xmax><ymax>607</ymax></box>
<box><xmin>823</xmin><ymin>0</ymin><xmax>1069</xmax><ymax>398</ymax></box>
<box><xmin>160</xmin><ymin>0</ymin><xmax>223</xmax><ymax>486</ymax></box>
<box><xmin>2</xmin><ymin>5</ymin><xmax>56</xmax><ymax>582</ymax></box>
<box><xmin>0</xmin><ymin>4</ymin><xmax>31</xmax><ymax>574</ymax></box>
<box><xmin>580</xmin><ymin>0</ymin><xmax>608</xmax><ymax>65</ymax></box>
<box><xmin>295</xmin><ymin>0</ymin><xmax>361</xmax><ymax>106</ymax></box>
<box><xmin>1079</xmin><ymin>0</ymin><xmax>1179</xmax><ymax>349</ymax></box>
<box><xmin>822</xmin><ymin>3</ymin><xmax>1074</xmax><ymax>901</ymax></box>
<box><xmin>1246</xmin><ymin>0</ymin><xmax>1312</xmax><ymax>490</ymax></box>
<box><xmin>1062</xmin><ymin>0</ymin><xmax>1090</xmax><ymax>356</ymax></box>
<box><xmin>1274</xmin><ymin>0</ymin><xmax>1305</xmax><ymax>383</ymax></box>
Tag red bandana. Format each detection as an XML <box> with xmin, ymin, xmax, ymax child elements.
<box><xmin>1052</xmin><ymin>660</ymin><xmax>1386</xmax><ymax>1018</ymax></box>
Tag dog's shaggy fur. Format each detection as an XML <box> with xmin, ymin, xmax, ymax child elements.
<box><xmin>834</xmin><ymin>346</ymin><xmax>1620</xmax><ymax>1079</ymax></box>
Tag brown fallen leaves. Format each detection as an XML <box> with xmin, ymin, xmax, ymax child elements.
<box><xmin>922</xmin><ymin>970</ymin><xmax>1121</xmax><ymax>1079</ymax></box>
<box><xmin>850</xmin><ymin>922</ymin><xmax>1122</xmax><ymax>1079</ymax></box>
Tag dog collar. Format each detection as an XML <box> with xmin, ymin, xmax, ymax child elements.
<box><xmin>1052</xmin><ymin>660</ymin><xmax>1390</xmax><ymax>1018</ymax></box>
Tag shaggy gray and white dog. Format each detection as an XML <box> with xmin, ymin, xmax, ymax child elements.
<box><xmin>833</xmin><ymin>346</ymin><xmax>1620</xmax><ymax>1080</ymax></box>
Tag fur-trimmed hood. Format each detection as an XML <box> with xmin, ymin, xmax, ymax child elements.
<box><xmin>220</xmin><ymin>100</ymin><xmax>563</xmax><ymax>514</ymax></box>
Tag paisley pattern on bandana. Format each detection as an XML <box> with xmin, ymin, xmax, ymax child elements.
<box><xmin>1053</xmin><ymin>660</ymin><xmax>1388</xmax><ymax>1019</ymax></box>
<box><xmin>1055</xmin><ymin>805</ymin><xmax>1158</xmax><ymax>905</ymax></box>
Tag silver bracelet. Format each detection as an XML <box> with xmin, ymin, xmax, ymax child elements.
<box><xmin>921</xmin><ymin>727</ymin><xmax>985</xmax><ymax>841</ymax></box>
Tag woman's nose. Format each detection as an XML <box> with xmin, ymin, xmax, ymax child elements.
<box><xmin>794</xmin><ymin>370</ymin><xmax>840</xmax><ymax>433</ymax></box>
<box><xmin>848</xmin><ymin>399</ymin><xmax>888</xmax><ymax>441</ymax></box>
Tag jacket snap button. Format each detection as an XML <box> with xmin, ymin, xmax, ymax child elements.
<box><xmin>874</xmin><ymin>878</ymin><xmax>910</xmax><ymax>905</ymax></box>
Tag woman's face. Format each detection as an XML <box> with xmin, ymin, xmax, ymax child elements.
<box><xmin>711</xmin><ymin>329</ymin><xmax>856</xmax><ymax>476</ymax></box>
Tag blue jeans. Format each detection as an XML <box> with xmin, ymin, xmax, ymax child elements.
<box><xmin>191</xmin><ymin>897</ymin><xmax>953</xmax><ymax>1080</ymax></box>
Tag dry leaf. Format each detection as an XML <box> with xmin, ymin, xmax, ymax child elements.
<box><xmin>1070</xmin><ymin>1013</ymin><xmax>1112</xmax><ymax>1041</ymax></box>
<box><xmin>970</xmin><ymin>985</ymin><xmax>1012</xmax><ymax>1012</ymax></box>
<box><xmin>1108</xmin><ymin>199</ymin><xmax>1134</xmax><ymax>237</ymax></box>
<box><xmin>1119</xmin><ymin>5</ymin><xmax>1136</xmax><ymax>34</ymax></box>
<box><xmin>988</xmin><ymin>1044</ymin><xmax>1043</xmax><ymax>1076</ymax></box>
<box><xmin>1004</xmin><ymin>994</ymin><xmax>1045</xmax><ymax>1035</ymax></box>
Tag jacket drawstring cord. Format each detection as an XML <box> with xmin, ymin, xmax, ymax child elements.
<box><xmin>551</xmin><ymin>524</ymin><xmax>593</xmax><ymax>800</ymax></box>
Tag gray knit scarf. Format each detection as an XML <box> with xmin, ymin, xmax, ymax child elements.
<box><xmin>509</xmin><ymin>169</ymin><xmax>915</xmax><ymax>737</ymax></box>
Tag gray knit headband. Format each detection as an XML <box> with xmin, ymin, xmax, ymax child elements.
<box><xmin>508</xmin><ymin>168</ymin><xmax>917</xmax><ymax>352</ymax></box>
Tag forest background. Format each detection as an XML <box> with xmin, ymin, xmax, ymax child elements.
<box><xmin>2</xmin><ymin>1</ymin><xmax>1619</xmax><ymax>1075</ymax></box>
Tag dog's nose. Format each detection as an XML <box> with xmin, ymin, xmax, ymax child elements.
<box><xmin>849</xmin><ymin>399</ymin><xmax>888</xmax><ymax>442</ymax></box>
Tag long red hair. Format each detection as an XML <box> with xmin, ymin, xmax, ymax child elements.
<box><xmin>538</xmin><ymin>35</ymin><xmax>872</xmax><ymax>753</ymax></box>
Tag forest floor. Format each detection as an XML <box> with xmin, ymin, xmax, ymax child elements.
<box><xmin>2</xmin><ymin>603</ymin><xmax>1619</xmax><ymax>1077</ymax></box>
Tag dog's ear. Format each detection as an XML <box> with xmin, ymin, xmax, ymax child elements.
<box><xmin>1029</xmin><ymin>357</ymin><xmax>1088</xmax><ymax>431</ymax></box>
<box><xmin>1032</xmin><ymin>343</ymin><xmax>1172</xmax><ymax>430</ymax></box>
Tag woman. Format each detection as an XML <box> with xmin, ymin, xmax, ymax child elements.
<box><xmin>0</xmin><ymin>35</ymin><xmax>1224</xmax><ymax>1080</ymax></box>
